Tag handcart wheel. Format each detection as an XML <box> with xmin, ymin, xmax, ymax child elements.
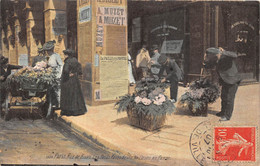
<box><xmin>46</xmin><ymin>102</ymin><xmax>54</xmax><ymax>120</ymax></box>
<box><xmin>4</xmin><ymin>93</ymin><xmax>11</xmax><ymax>121</ymax></box>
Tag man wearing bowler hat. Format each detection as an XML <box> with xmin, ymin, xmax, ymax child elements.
<box><xmin>204</xmin><ymin>47</ymin><xmax>241</xmax><ymax>121</ymax></box>
<box><xmin>158</xmin><ymin>55</ymin><xmax>183</xmax><ymax>102</ymax></box>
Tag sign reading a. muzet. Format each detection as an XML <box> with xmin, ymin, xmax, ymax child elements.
<box><xmin>97</xmin><ymin>7</ymin><xmax>126</xmax><ymax>26</ymax></box>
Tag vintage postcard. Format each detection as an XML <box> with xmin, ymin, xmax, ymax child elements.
<box><xmin>0</xmin><ymin>0</ymin><xmax>259</xmax><ymax>166</ymax></box>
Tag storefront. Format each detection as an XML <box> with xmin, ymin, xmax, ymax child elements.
<box><xmin>127</xmin><ymin>1</ymin><xmax>259</xmax><ymax>84</ymax></box>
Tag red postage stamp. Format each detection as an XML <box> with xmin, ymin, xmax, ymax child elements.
<box><xmin>214</xmin><ymin>127</ymin><xmax>256</xmax><ymax>161</ymax></box>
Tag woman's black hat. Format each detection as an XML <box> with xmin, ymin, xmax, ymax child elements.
<box><xmin>43</xmin><ymin>40</ymin><xmax>56</xmax><ymax>50</ymax></box>
<box><xmin>63</xmin><ymin>49</ymin><xmax>75</xmax><ymax>56</ymax></box>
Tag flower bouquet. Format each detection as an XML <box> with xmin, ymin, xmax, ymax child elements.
<box><xmin>6</xmin><ymin>61</ymin><xmax>59</xmax><ymax>98</ymax></box>
<box><xmin>115</xmin><ymin>77</ymin><xmax>175</xmax><ymax>131</ymax></box>
<box><xmin>178</xmin><ymin>78</ymin><xmax>220</xmax><ymax>116</ymax></box>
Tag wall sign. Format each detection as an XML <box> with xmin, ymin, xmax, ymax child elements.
<box><xmin>97</xmin><ymin>6</ymin><xmax>126</xmax><ymax>26</ymax></box>
<box><xmin>231</xmin><ymin>20</ymin><xmax>255</xmax><ymax>57</ymax></box>
<box><xmin>79</xmin><ymin>5</ymin><xmax>91</xmax><ymax>23</ymax></box>
<box><xmin>95</xmin><ymin>89</ymin><xmax>101</xmax><ymax>100</ymax></box>
<box><xmin>100</xmin><ymin>55</ymin><xmax>128</xmax><ymax>101</ymax></box>
<box><xmin>161</xmin><ymin>40</ymin><xmax>183</xmax><ymax>54</ymax></box>
<box><xmin>231</xmin><ymin>21</ymin><xmax>255</xmax><ymax>30</ymax></box>
<box><xmin>18</xmin><ymin>54</ymin><xmax>28</xmax><ymax>66</ymax></box>
<box><xmin>96</xmin><ymin>23</ymin><xmax>104</xmax><ymax>48</ymax></box>
<box><xmin>94</xmin><ymin>54</ymin><xmax>99</xmax><ymax>66</ymax></box>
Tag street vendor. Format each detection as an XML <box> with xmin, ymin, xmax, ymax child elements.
<box><xmin>157</xmin><ymin>54</ymin><xmax>183</xmax><ymax>102</ymax></box>
<box><xmin>32</xmin><ymin>46</ymin><xmax>46</xmax><ymax>67</ymax></box>
<box><xmin>0</xmin><ymin>55</ymin><xmax>22</xmax><ymax>110</ymax></box>
<box><xmin>43</xmin><ymin>40</ymin><xmax>63</xmax><ymax>115</ymax></box>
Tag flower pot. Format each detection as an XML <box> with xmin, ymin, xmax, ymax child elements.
<box><xmin>127</xmin><ymin>108</ymin><xmax>166</xmax><ymax>131</ymax></box>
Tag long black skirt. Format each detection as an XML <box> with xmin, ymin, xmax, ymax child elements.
<box><xmin>60</xmin><ymin>76</ymin><xmax>87</xmax><ymax>116</ymax></box>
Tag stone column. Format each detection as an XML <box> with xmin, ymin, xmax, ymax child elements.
<box><xmin>0</xmin><ymin>0</ymin><xmax>2</xmax><ymax>55</ymax></box>
<box><xmin>44</xmin><ymin>0</ymin><xmax>67</xmax><ymax>60</ymax></box>
<box><xmin>25</xmin><ymin>0</ymin><xmax>44</xmax><ymax>65</ymax></box>
<box><xmin>13</xmin><ymin>0</ymin><xmax>28</xmax><ymax>65</ymax></box>
<box><xmin>7</xmin><ymin>11</ymin><xmax>16</xmax><ymax>65</ymax></box>
<box><xmin>77</xmin><ymin>0</ymin><xmax>128</xmax><ymax>105</ymax></box>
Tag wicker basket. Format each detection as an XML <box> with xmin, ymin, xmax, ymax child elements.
<box><xmin>127</xmin><ymin>108</ymin><xmax>166</xmax><ymax>131</ymax></box>
<box><xmin>190</xmin><ymin>102</ymin><xmax>208</xmax><ymax>117</ymax></box>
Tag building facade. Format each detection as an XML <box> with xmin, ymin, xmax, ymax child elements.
<box><xmin>1</xmin><ymin>0</ymin><xmax>259</xmax><ymax>105</ymax></box>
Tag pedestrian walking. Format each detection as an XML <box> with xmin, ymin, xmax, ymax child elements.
<box><xmin>32</xmin><ymin>46</ymin><xmax>46</xmax><ymax>67</ymax></box>
<box><xmin>43</xmin><ymin>40</ymin><xmax>63</xmax><ymax>118</ymax></box>
<box><xmin>136</xmin><ymin>44</ymin><xmax>151</xmax><ymax>79</ymax></box>
<box><xmin>204</xmin><ymin>47</ymin><xmax>241</xmax><ymax>121</ymax></box>
<box><xmin>158</xmin><ymin>54</ymin><xmax>183</xmax><ymax>102</ymax></box>
<box><xmin>150</xmin><ymin>45</ymin><xmax>161</xmax><ymax>79</ymax></box>
<box><xmin>60</xmin><ymin>49</ymin><xmax>87</xmax><ymax>116</ymax></box>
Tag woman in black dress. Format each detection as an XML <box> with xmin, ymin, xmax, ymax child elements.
<box><xmin>60</xmin><ymin>49</ymin><xmax>87</xmax><ymax>116</ymax></box>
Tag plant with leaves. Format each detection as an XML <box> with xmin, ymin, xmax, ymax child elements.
<box><xmin>115</xmin><ymin>77</ymin><xmax>175</xmax><ymax>117</ymax></box>
<box><xmin>179</xmin><ymin>78</ymin><xmax>220</xmax><ymax>115</ymax></box>
<box><xmin>6</xmin><ymin>61</ymin><xmax>59</xmax><ymax>93</ymax></box>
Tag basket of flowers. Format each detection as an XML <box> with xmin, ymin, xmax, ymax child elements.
<box><xmin>178</xmin><ymin>78</ymin><xmax>220</xmax><ymax>116</ymax></box>
<box><xmin>6</xmin><ymin>61</ymin><xmax>58</xmax><ymax>98</ymax></box>
<box><xmin>115</xmin><ymin>77</ymin><xmax>175</xmax><ymax>131</ymax></box>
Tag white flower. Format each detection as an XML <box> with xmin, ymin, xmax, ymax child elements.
<box><xmin>141</xmin><ymin>98</ymin><xmax>152</xmax><ymax>105</ymax></box>
<box><xmin>134</xmin><ymin>96</ymin><xmax>142</xmax><ymax>103</ymax></box>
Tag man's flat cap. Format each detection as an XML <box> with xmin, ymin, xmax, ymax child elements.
<box><xmin>158</xmin><ymin>54</ymin><xmax>168</xmax><ymax>65</ymax></box>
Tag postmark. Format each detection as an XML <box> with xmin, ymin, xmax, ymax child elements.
<box><xmin>214</xmin><ymin>127</ymin><xmax>256</xmax><ymax>162</ymax></box>
<box><xmin>190</xmin><ymin>120</ymin><xmax>213</xmax><ymax>166</ymax></box>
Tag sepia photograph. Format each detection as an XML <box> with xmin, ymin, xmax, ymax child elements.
<box><xmin>0</xmin><ymin>0</ymin><xmax>259</xmax><ymax>165</ymax></box>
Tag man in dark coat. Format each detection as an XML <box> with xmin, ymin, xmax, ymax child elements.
<box><xmin>60</xmin><ymin>49</ymin><xmax>87</xmax><ymax>116</ymax></box>
<box><xmin>0</xmin><ymin>55</ymin><xmax>22</xmax><ymax>110</ymax></box>
<box><xmin>204</xmin><ymin>47</ymin><xmax>241</xmax><ymax>121</ymax></box>
<box><xmin>158</xmin><ymin>54</ymin><xmax>183</xmax><ymax>102</ymax></box>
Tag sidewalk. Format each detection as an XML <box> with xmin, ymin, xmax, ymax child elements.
<box><xmin>56</xmin><ymin>84</ymin><xmax>260</xmax><ymax>165</ymax></box>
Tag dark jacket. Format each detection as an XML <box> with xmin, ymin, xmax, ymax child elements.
<box><xmin>158</xmin><ymin>59</ymin><xmax>183</xmax><ymax>82</ymax></box>
<box><xmin>60</xmin><ymin>56</ymin><xmax>87</xmax><ymax>116</ymax></box>
<box><xmin>0</xmin><ymin>64</ymin><xmax>22</xmax><ymax>103</ymax></box>
<box><xmin>0</xmin><ymin>64</ymin><xmax>22</xmax><ymax>82</ymax></box>
<box><xmin>216</xmin><ymin>52</ymin><xmax>241</xmax><ymax>85</ymax></box>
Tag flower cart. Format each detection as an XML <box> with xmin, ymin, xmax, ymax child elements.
<box><xmin>1</xmin><ymin>61</ymin><xmax>58</xmax><ymax>120</ymax></box>
<box><xmin>115</xmin><ymin>77</ymin><xmax>175</xmax><ymax>131</ymax></box>
<box><xmin>178</xmin><ymin>78</ymin><xmax>220</xmax><ymax>116</ymax></box>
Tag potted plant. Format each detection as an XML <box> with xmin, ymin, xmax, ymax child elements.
<box><xmin>178</xmin><ymin>78</ymin><xmax>220</xmax><ymax>116</ymax></box>
<box><xmin>115</xmin><ymin>77</ymin><xmax>175</xmax><ymax>131</ymax></box>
